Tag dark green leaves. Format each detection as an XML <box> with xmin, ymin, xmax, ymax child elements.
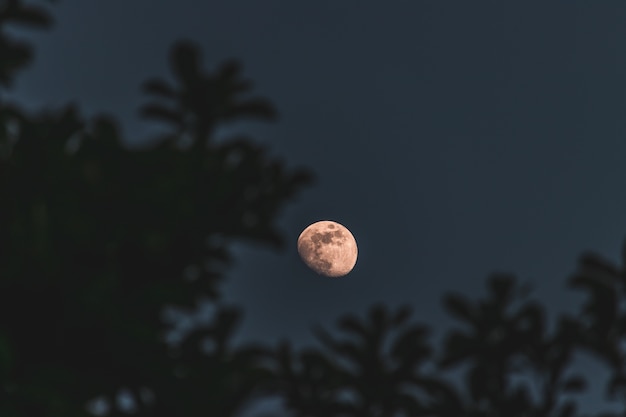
<box><xmin>442</xmin><ymin>292</ymin><xmax>476</xmax><ymax>324</ymax></box>
<box><xmin>0</xmin><ymin>0</ymin><xmax>52</xmax><ymax>87</ymax></box>
<box><xmin>561</xmin><ymin>375</ymin><xmax>586</xmax><ymax>393</ymax></box>
<box><xmin>437</xmin><ymin>274</ymin><xmax>588</xmax><ymax>417</ymax></box>
<box><xmin>277</xmin><ymin>305</ymin><xmax>436</xmax><ymax>417</ymax></box>
<box><xmin>139</xmin><ymin>40</ymin><xmax>277</xmax><ymax>148</ymax></box>
<box><xmin>0</xmin><ymin>0</ymin><xmax>52</xmax><ymax>28</ymax></box>
<box><xmin>0</xmin><ymin>21</ymin><xmax>312</xmax><ymax>415</ymax></box>
<box><xmin>4</xmin><ymin>3</ymin><xmax>626</xmax><ymax>416</ymax></box>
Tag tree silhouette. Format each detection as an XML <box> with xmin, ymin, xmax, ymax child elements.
<box><xmin>0</xmin><ymin>0</ymin><xmax>52</xmax><ymax>88</ymax></box>
<box><xmin>273</xmin><ymin>276</ymin><xmax>593</xmax><ymax>417</ymax></box>
<box><xmin>275</xmin><ymin>304</ymin><xmax>439</xmax><ymax>416</ymax></box>
<box><xmin>566</xmin><ymin>243</ymin><xmax>626</xmax><ymax>416</ymax></box>
<box><xmin>139</xmin><ymin>39</ymin><xmax>277</xmax><ymax>150</ymax></box>
<box><xmin>436</xmin><ymin>274</ymin><xmax>588</xmax><ymax>417</ymax></box>
<box><xmin>3</xmin><ymin>2</ymin><xmax>626</xmax><ymax>417</ymax></box>
<box><xmin>0</xmin><ymin>2</ymin><xmax>312</xmax><ymax>416</ymax></box>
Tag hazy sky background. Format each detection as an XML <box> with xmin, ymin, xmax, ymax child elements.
<box><xmin>13</xmin><ymin>1</ymin><xmax>626</xmax><ymax>415</ymax></box>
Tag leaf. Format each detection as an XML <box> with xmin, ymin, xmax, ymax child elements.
<box><xmin>390</xmin><ymin>324</ymin><xmax>431</xmax><ymax>363</ymax></box>
<box><xmin>138</xmin><ymin>104</ymin><xmax>183</xmax><ymax>127</ymax></box>
<box><xmin>0</xmin><ymin>2</ymin><xmax>53</xmax><ymax>29</ymax></box>
<box><xmin>212</xmin><ymin>308</ymin><xmax>243</xmax><ymax>351</ymax></box>
<box><xmin>217</xmin><ymin>59</ymin><xmax>252</xmax><ymax>94</ymax></box>
<box><xmin>391</xmin><ymin>305</ymin><xmax>412</xmax><ymax>326</ymax></box>
<box><xmin>0</xmin><ymin>39</ymin><xmax>33</xmax><ymax>87</ymax></box>
<box><xmin>607</xmin><ymin>373</ymin><xmax>626</xmax><ymax>399</ymax></box>
<box><xmin>561</xmin><ymin>375</ymin><xmax>587</xmax><ymax>393</ymax></box>
<box><xmin>413</xmin><ymin>376</ymin><xmax>463</xmax><ymax>406</ymax></box>
<box><xmin>217</xmin><ymin>59</ymin><xmax>243</xmax><ymax>82</ymax></box>
<box><xmin>500</xmin><ymin>386</ymin><xmax>534</xmax><ymax>416</ymax></box>
<box><xmin>6</xmin><ymin>6</ymin><xmax>52</xmax><ymax>29</ymax></box>
<box><xmin>486</xmin><ymin>273</ymin><xmax>516</xmax><ymax>303</ymax></box>
<box><xmin>368</xmin><ymin>304</ymin><xmax>388</xmax><ymax>330</ymax></box>
<box><xmin>441</xmin><ymin>293</ymin><xmax>475</xmax><ymax>323</ymax></box>
<box><xmin>437</xmin><ymin>331</ymin><xmax>474</xmax><ymax>369</ymax></box>
<box><xmin>556</xmin><ymin>402</ymin><xmax>576</xmax><ymax>417</ymax></box>
<box><xmin>580</xmin><ymin>251</ymin><xmax>620</xmax><ymax>275</ymax></box>
<box><xmin>91</xmin><ymin>115</ymin><xmax>119</xmax><ymax>145</ymax></box>
<box><xmin>141</xmin><ymin>78</ymin><xmax>177</xmax><ymax>99</ymax></box>
<box><xmin>337</xmin><ymin>315</ymin><xmax>367</xmax><ymax>339</ymax></box>
<box><xmin>569</xmin><ymin>252</ymin><xmax>620</xmax><ymax>290</ymax></box>
<box><xmin>170</xmin><ymin>39</ymin><xmax>201</xmax><ymax>84</ymax></box>
<box><xmin>312</xmin><ymin>325</ymin><xmax>337</xmax><ymax>352</ymax></box>
<box><xmin>514</xmin><ymin>302</ymin><xmax>545</xmax><ymax>339</ymax></box>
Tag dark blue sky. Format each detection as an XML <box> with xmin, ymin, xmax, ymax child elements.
<box><xmin>14</xmin><ymin>1</ymin><xmax>626</xmax><ymax>415</ymax></box>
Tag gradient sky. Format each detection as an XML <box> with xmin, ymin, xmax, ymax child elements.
<box><xmin>13</xmin><ymin>1</ymin><xmax>626</xmax><ymax>415</ymax></box>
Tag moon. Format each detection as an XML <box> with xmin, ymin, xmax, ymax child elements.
<box><xmin>297</xmin><ymin>220</ymin><xmax>358</xmax><ymax>277</ymax></box>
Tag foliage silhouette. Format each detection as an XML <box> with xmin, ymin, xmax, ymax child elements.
<box><xmin>139</xmin><ymin>39</ymin><xmax>277</xmax><ymax>149</ymax></box>
<box><xmin>2</xmin><ymin>2</ymin><xmax>626</xmax><ymax>417</ymax></box>
<box><xmin>0</xmin><ymin>2</ymin><xmax>312</xmax><ymax>416</ymax></box>
<box><xmin>436</xmin><ymin>274</ymin><xmax>588</xmax><ymax>417</ymax></box>
<box><xmin>275</xmin><ymin>304</ymin><xmax>440</xmax><ymax>416</ymax></box>
<box><xmin>567</xmin><ymin>243</ymin><xmax>626</xmax><ymax>414</ymax></box>
<box><xmin>144</xmin><ymin>306</ymin><xmax>276</xmax><ymax>417</ymax></box>
<box><xmin>271</xmin><ymin>268</ymin><xmax>626</xmax><ymax>417</ymax></box>
<box><xmin>272</xmin><ymin>276</ymin><xmax>599</xmax><ymax>417</ymax></box>
<box><xmin>0</xmin><ymin>0</ymin><xmax>52</xmax><ymax>88</ymax></box>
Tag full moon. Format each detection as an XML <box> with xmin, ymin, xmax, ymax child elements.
<box><xmin>297</xmin><ymin>220</ymin><xmax>358</xmax><ymax>277</ymax></box>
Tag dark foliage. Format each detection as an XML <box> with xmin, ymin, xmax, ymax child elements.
<box><xmin>0</xmin><ymin>0</ymin><xmax>52</xmax><ymax>88</ymax></box>
<box><xmin>436</xmin><ymin>274</ymin><xmax>586</xmax><ymax>417</ymax></box>
<box><xmin>2</xmin><ymin>2</ymin><xmax>626</xmax><ymax>417</ymax></box>
<box><xmin>275</xmin><ymin>304</ymin><xmax>437</xmax><ymax>416</ymax></box>
<box><xmin>0</xmin><ymin>2</ymin><xmax>312</xmax><ymax>416</ymax></box>
<box><xmin>273</xmin><ymin>276</ymin><xmax>605</xmax><ymax>417</ymax></box>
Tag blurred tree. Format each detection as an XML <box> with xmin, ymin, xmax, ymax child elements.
<box><xmin>436</xmin><ymin>274</ymin><xmax>587</xmax><ymax>417</ymax></box>
<box><xmin>3</xmin><ymin>2</ymin><xmax>626</xmax><ymax>417</ymax></box>
<box><xmin>0</xmin><ymin>0</ymin><xmax>53</xmax><ymax>89</ymax></box>
<box><xmin>566</xmin><ymin>243</ymin><xmax>626</xmax><ymax>416</ymax></box>
<box><xmin>274</xmin><ymin>276</ymin><xmax>593</xmax><ymax>417</ymax></box>
<box><xmin>275</xmin><ymin>304</ymin><xmax>440</xmax><ymax>417</ymax></box>
<box><xmin>0</xmin><ymin>1</ymin><xmax>313</xmax><ymax>416</ymax></box>
<box><xmin>273</xmin><ymin>266</ymin><xmax>626</xmax><ymax>417</ymax></box>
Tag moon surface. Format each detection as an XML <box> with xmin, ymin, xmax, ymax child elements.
<box><xmin>297</xmin><ymin>220</ymin><xmax>358</xmax><ymax>277</ymax></box>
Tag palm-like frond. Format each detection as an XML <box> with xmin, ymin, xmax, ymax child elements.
<box><xmin>139</xmin><ymin>40</ymin><xmax>278</xmax><ymax>148</ymax></box>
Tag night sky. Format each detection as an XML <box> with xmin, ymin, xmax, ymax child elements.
<box><xmin>13</xmin><ymin>1</ymin><xmax>626</xmax><ymax>415</ymax></box>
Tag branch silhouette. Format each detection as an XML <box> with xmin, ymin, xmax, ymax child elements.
<box><xmin>0</xmin><ymin>3</ymin><xmax>312</xmax><ymax>415</ymax></box>
<box><xmin>2</xmin><ymin>2</ymin><xmax>626</xmax><ymax>417</ymax></box>
<box><xmin>139</xmin><ymin>40</ymin><xmax>277</xmax><ymax>148</ymax></box>
<box><xmin>273</xmin><ymin>277</ymin><xmax>598</xmax><ymax>417</ymax></box>
<box><xmin>436</xmin><ymin>274</ymin><xmax>588</xmax><ymax>417</ymax></box>
<box><xmin>566</xmin><ymin>242</ymin><xmax>626</xmax><ymax>416</ymax></box>
<box><xmin>0</xmin><ymin>0</ymin><xmax>52</xmax><ymax>88</ymax></box>
<box><xmin>275</xmin><ymin>304</ymin><xmax>448</xmax><ymax>417</ymax></box>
